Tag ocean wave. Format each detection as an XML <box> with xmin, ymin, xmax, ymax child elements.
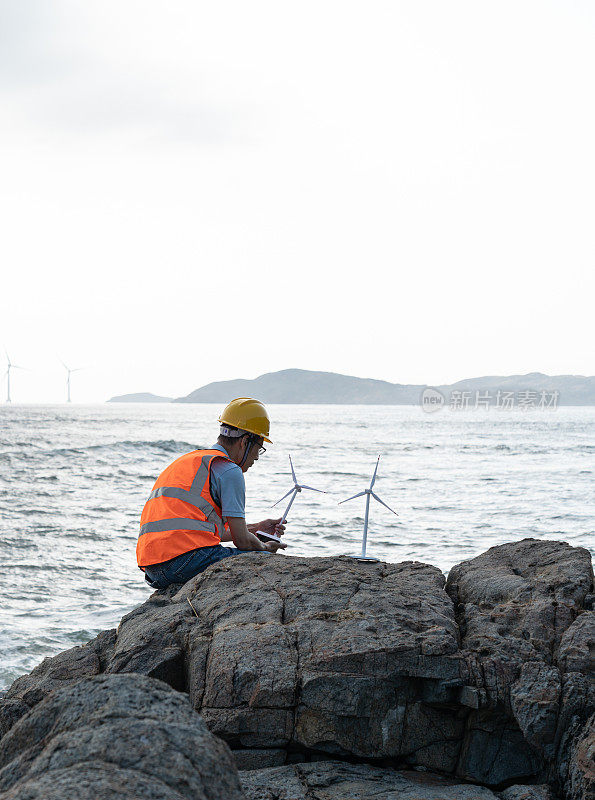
<box><xmin>413</xmin><ymin>505</ymin><xmax>460</xmax><ymax>512</ymax></box>
<box><xmin>89</xmin><ymin>439</ymin><xmax>196</xmax><ymax>453</ymax></box>
<box><xmin>321</xmin><ymin>471</ymin><xmax>366</xmax><ymax>478</ymax></box>
<box><xmin>48</xmin><ymin>440</ymin><xmax>197</xmax><ymax>457</ymax></box>
<box><xmin>0</xmin><ymin>451</ymin><xmax>39</xmax><ymax>462</ymax></box>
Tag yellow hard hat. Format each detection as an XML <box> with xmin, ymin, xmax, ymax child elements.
<box><xmin>219</xmin><ymin>397</ymin><xmax>272</xmax><ymax>443</ymax></box>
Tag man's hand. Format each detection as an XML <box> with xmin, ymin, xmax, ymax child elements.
<box><xmin>262</xmin><ymin>538</ymin><xmax>287</xmax><ymax>552</ymax></box>
<box><xmin>250</xmin><ymin>517</ymin><xmax>286</xmax><ymax>537</ymax></box>
<box><xmin>227</xmin><ymin>517</ymin><xmax>267</xmax><ymax>550</ymax></box>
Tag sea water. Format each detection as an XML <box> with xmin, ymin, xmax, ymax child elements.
<box><xmin>1</xmin><ymin>403</ymin><xmax>593</xmax><ymax>689</ymax></box>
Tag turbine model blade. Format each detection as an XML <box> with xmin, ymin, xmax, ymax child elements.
<box><xmin>5</xmin><ymin>350</ymin><xmax>11</xmax><ymax>366</ymax></box>
<box><xmin>338</xmin><ymin>491</ymin><xmax>366</xmax><ymax>504</ymax></box>
<box><xmin>299</xmin><ymin>485</ymin><xmax>326</xmax><ymax>493</ymax></box>
<box><xmin>289</xmin><ymin>454</ymin><xmax>297</xmax><ymax>485</ymax></box>
<box><xmin>272</xmin><ymin>487</ymin><xmax>296</xmax><ymax>507</ymax></box>
<box><xmin>370</xmin><ymin>455</ymin><xmax>381</xmax><ymax>489</ymax></box>
<box><xmin>371</xmin><ymin>492</ymin><xmax>398</xmax><ymax>515</ymax></box>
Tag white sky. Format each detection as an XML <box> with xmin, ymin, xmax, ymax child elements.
<box><xmin>1</xmin><ymin>1</ymin><xmax>594</xmax><ymax>403</ymax></box>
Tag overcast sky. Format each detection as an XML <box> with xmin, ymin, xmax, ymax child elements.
<box><xmin>1</xmin><ymin>1</ymin><xmax>593</xmax><ymax>403</ymax></box>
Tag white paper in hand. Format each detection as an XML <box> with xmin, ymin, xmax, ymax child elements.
<box><xmin>256</xmin><ymin>530</ymin><xmax>284</xmax><ymax>544</ymax></box>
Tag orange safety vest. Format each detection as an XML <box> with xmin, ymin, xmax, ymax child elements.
<box><xmin>137</xmin><ymin>449</ymin><xmax>234</xmax><ymax>568</ymax></box>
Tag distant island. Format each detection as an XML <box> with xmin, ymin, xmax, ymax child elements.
<box><xmin>107</xmin><ymin>392</ymin><xmax>173</xmax><ymax>403</ymax></box>
<box><xmin>107</xmin><ymin>369</ymin><xmax>595</xmax><ymax>406</ymax></box>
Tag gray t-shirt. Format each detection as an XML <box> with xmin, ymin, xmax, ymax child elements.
<box><xmin>209</xmin><ymin>443</ymin><xmax>245</xmax><ymax>518</ymax></box>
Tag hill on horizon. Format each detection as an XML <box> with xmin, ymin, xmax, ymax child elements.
<box><xmin>175</xmin><ymin>369</ymin><xmax>421</xmax><ymax>404</ymax></box>
<box><xmin>167</xmin><ymin>368</ymin><xmax>595</xmax><ymax>406</ymax></box>
<box><xmin>108</xmin><ymin>392</ymin><xmax>173</xmax><ymax>403</ymax></box>
<box><xmin>108</xmin><ymin>369</ymin><xmax>595</xmax><ymax>405</ymax></box>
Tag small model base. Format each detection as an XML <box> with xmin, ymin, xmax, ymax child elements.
<box><xmin>256</xmin><ymin>531</ymin><xmax>284</xmax><ymax>544</ymax></box>
<box><xmin>340</xmin><ymin>553</ymin><xmax>380</xmax><ymax>562</ymax></box>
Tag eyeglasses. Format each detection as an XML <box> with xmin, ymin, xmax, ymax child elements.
<box><xmin>245</xmin><ymin>435</ymin><xmax>266</xmax><ymax>456</ymax></box>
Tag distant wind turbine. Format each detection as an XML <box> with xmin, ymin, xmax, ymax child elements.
<box><xmin>339</xmin><ymin>455</ymin><xmax>398</xmax><ymax>560</ymax></box>
<box><xmin>59</xmin><ymin>359</ymin><xmax>84</xmax><ymax>403</ymax></box>
<box><xmin>4</xmin><ymin>351</ymin><xmax>26</xmax><ymax>403</ymax></box>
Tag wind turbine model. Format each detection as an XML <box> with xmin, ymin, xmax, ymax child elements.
<box><xmin>339</xmin><ymin>456</ymin><xmax>398</xmax><ymax>561</ymax></box>
<box><xmin>4</xmin><ymin>351</ymin><xmax>25</xmax><ymax>403</ymax></box>
<box><xmin>59</xmin><ymin>359</ymin><xmax>84</xmax><ymax>403</ymax></box>
<box><xmin>258</xmin><ymin>455</ymin><xmax>326</xmax><ymax>544</ymax></box>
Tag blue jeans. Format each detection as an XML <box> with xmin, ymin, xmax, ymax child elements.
<box><xmin>144</xmin><ymin>544</ymin><xmax>253</xmax><ymax>589</ymax></box>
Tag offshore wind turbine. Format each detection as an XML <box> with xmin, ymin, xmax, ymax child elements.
<box><xmin>260</xmin><ymin>455</ymin><xmax>326</xmax><ymax>543</ymax></box>
<box><xmin>4</xmin><ymin>351</ymin><xmax>25</xmax><ymax>403</ymax></box>
<box><xmin>339</xmin><ymin>455</ymin><xmax>398</xmax><ymax>560</ymax></box>
<box><xmin>59</xmin><ymin>359</ymin><xmax>84</xmax><ymax>403</ymax></box>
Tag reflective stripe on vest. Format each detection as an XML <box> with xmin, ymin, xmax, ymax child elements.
<box><xmin>136</xmin><ymin>449</ymin><xmax>233</xmax><ymax>567</ymax></box>
<box><xmin>146</xmin><ymin>486</ymin><xmax>224</xmax><ymax>527</ymax></box>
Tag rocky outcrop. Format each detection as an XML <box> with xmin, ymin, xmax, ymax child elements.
<box><xmin>0</xmin><ymin>539</ymin><xmax>592</xmax><ymax>799</ymax></box>
<box><xmin>0</xmin><ymin>673</ymin><xmax>243</xmax><ymax>800</ymax></box>
<box><xmin>446</xmin><ymin>539</ymin><xmax>592</xmax><ymax>665</ymax></box>
<box><xmin>240</xmin><ymin>760</ymin><xmax>502</xmax><ymax>799</ymax></box>
<box><xmin>446</xmin><ymin>539</ymin><xmax>593</xmax><ymax>797</ymax></box>
<box><xmin>112</xmin><ymin>555</ymin><xmax>469</xmax><ymax>774</ymax></box>
<box><xmin>240</xmin><ymin>761</ymin><xmax>558</xmax><ymax>799</ymax></box>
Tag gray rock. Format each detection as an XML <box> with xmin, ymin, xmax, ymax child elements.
<box><xmin>0</xmin><ymin>763</ymin><xmax>189</xmax><ymax>800</ymax></box>
<box><xmin>179</xmin><ymin>555</ymin><xmax>465</xmax><ymax>769</ymax></box>
<box><xmin>446</xmin><ymin>539</ymin><xmax>593</xmax><ymax>788</ymax></box>
<box><xmin>446</xmin><ymin>538</ymin><xmax>593</xmax><ymax>668</ymax></box>
<box><xmin>0</xmin><ymin>673</ymin><xmax>243</xmax><ymax>800</ymax></box>
<box><xmin>557</xmin><ymin>613</ymin><xmax>595</xmax><ymax>675</ymax></box>
<box><xmin>498</xmin><ymin>785</ymin><xmax>556</xmax><ymax>800</ymax></box>
<box><xmin>233</xmin><ymin>749</ymin><xmax>287</xmax><ymax>770</ymax></box>
<box><xmin>510</xmin><ymin>662</ymin><xmax>561</xmax><ymax>757</ymax></box>
<box><xmin>105</xmin><ymin>588</ymin><xmax>186</xmax><ymax>688</ymax></box>
<box><xmin>1</xmin><ymin>541</ymin><xmax>592</xmax><ymax>796</ymax></box>
<box><xmin>554</xmin><ymin>672</ymin><xmax>595</xmax><ymax>796</ymax></box>
<box><xmin>566</xmin><ymin>713</ymin><xmax>595</xmax><ymax>800</ymax></box>
<box><xmin>239</xmin><ymin>760</ymin><xmax>500</xmax><ymax>799</ymax></box>
<box><xmin>457</xmin><ymin>708</ymin><xmax>541</xmax><ymax>786</ymax></box>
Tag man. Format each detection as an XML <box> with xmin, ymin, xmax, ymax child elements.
<box><xmin>137</xmin><ymin>397</ymin><xmax>286</xmax><ymax>589</ymax></box>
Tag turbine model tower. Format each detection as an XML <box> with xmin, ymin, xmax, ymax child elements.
<box><xmin>339</xmin><ymin>455</ymin><xmax>398</xmax><ymax>560</ymax></box>
<box><xmin>59</xmin><ymin>359</ymin><xmax>84</xmax><ymax>403</ymax></box>
<box><xmin>4</xmin><ymin>351</ymin><xmax>25</xmax><ymax>403</ymax></box>
<box><xmin>257</xmin><ymin>455</ymin><xmax>326</xmax><ymax>543</ymax></box>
